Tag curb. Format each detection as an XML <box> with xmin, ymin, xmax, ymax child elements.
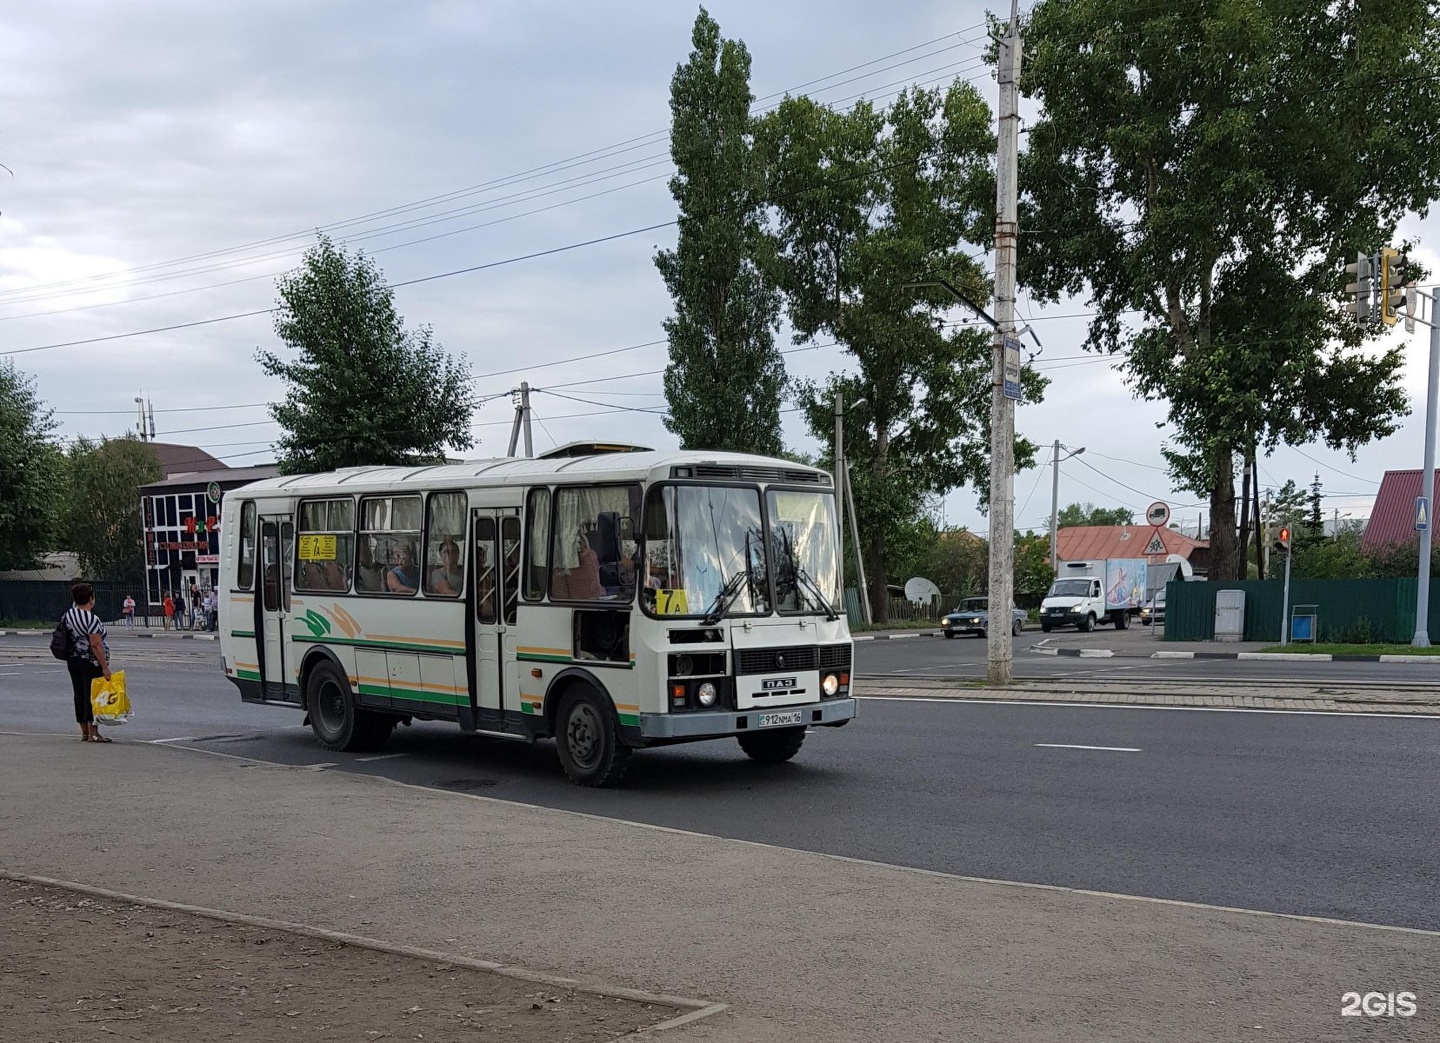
<box><xmin>0</xmin><ymin>629</ymin><xmax>217</xmax><ymax>641</ymax></box>
<box><xmin>853</xmin><ymin>630</ymin><xmax>943</xmax><ymax>641</ymax></box>
<box><xmin>1028</xmin><ymin>644</ymin><xmax>1440</xmax><ymax>664</ymax></box>
<box><xmin>0</xmin><ymin>871</ymin><xmax>727</xmax><ymax>1033</ymax></box>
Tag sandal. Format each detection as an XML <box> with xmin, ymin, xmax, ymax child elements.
<box><xmin>91</xmin><ymin>735</ymin><xmax>113</xmax><ymax>743</ymax></box>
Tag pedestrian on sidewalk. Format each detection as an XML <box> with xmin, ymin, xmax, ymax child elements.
<box><xmin>62</xmin><ymin>582</ymin><xmax>114</xmax><ymax>743</ymax></box>
<box><xmin>122</xmin><ymin>594</ymin><xmax>135</xmax><ymax>629</ymax></box>
<box><xmin>190</xmin><ymin>583</ymin><xmax>202</xmax><ymax>631</ymax></box>
<box><xmin>162</xmin><ymin>593</ymin><xmax>174</xmax><ymax>631</ymax></box>
<box><xmin>205</xmin><ymin>589</ymin><xmax>218</xmax><ymax>632</ymax></box>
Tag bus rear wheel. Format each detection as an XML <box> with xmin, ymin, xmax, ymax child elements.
<box><xmin>737</xmin><ymin>726</ymin><xmax>806</xmax><ymax>763</ymax></box>
<box><xmin>555</xmin><ymin>687</ymin><xmax>631</xmax><ymax>787</ymax></box>
<box><xmin>308</xmin><ymin>661</ymin><xmax>393</xmax><ymax>752</ymax></box>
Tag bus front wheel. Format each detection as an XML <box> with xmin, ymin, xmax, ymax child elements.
<box><xmin>555</xmin><ymin>687</ymin><xmax>631</xmax><ymax>787</ymax></box>
<box><xmin>308</xmin><ymin>661</ymin><xmax>393</xmax><ymax>753</ymax></box>
<box><xmin>737</xmin><ymin>726</ymin><xmax>806</xmax><ymax>763</ymax></box>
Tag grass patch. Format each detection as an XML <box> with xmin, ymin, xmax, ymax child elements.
<box><xmin>0</xmin><ymin>619</ymin><xmax>49</xmax><ymax>630</ymax></box>
<box><xmin>1259</xmin><ymin>643</ymin><xmax>1440</xmax><ymax>656</ymax></box>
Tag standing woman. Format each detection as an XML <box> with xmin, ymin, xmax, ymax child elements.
<box><xmin>64</xmin><ymin>582</ymin><xmax>113</xmax><ymax>743</ymax></box>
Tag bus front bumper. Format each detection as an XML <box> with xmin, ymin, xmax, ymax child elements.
<box><xmin>637</xmin><ymin>697</ymin><xmax>857</xmax><ymax>740</ymax></box>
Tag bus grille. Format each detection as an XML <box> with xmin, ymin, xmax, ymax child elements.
<box><xmin>736</xmin><ymin>646</ymin><xmax>818</xmax><ymax>675</ymax></box>
<box><xmin>818</xmin><ymin>644</ymin><xmax>851</xmax><ymax>669</ymax></box>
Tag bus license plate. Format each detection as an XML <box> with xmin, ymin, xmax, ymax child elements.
<box><xmin>756</xmin><ymin>711</ymin><xmax>803</xmax><ymax>728</ymax></box>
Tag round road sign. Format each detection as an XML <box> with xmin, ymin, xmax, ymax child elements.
<box><xmin>1145</xmin><ymin>501</ymin><xmax>1170</xmax><ymax>527</ymax></box>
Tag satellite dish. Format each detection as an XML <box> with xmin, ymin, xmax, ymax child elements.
<box><xmin>1165</xmin><ymin>553</ymin><xmax>1194</xmax><ymax>579</ymax></box>
<box><xmin>904</xmin><ymin>577</ymin><xmax>942</xmax><ymax>604</ymax></box>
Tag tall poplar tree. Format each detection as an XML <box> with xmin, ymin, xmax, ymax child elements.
<box><xmin>656</xmin><ymin>8</ymin><xmax>784</xmax><ymax>454</ymax></box>
<box><xmin>0</xmin><ymin>361</ymin><xmax>61</xmax><ymax>570</ymax></box>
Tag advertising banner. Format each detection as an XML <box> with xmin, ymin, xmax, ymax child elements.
<box><xmin>1104</xmin><ymin>558</ymin><xmax>1149</xmax><ymax>610</ymax></box>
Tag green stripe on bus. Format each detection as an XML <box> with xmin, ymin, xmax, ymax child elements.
<box><xmin>618</xmin><ymin>712</ymin><xmax>640</xmax><ymax>727</ymax></box>
<box><xmin>517</xmin><ymin>651</ymin><xmax>571</xmax><ymax>664</ymax></box>
<box><xmin>293</xmin><ymin>634</ymin><xmax>464</xmax><ymax>656</ymax></box>
<box><xmin>231</xmin><ymin>630</ymin><xmax>255</xmax><ymax>638</ymax></box>
<box><xmin>235</xmin><ymin>669</ymin><xmax>261</xmax><ymax>681</ymax></box>
<box><xmin>357</xmin><ymin>683</ymin><xmax>466</xmax><ymax>707</ymax></box>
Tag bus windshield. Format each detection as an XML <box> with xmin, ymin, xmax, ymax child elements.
<box><xmin>1048</xmin><ymin>578</ymin><xmax>1092</xmax><ymax>598</ymax></box>
<box><xmin>644</xmin><ymin>485</ymin><xmax>769</xmax><ymax>617</ymax></box>
<box><xmin>768</xmin><ymin>490</ymin><xmax>840</xmax><ymax>616</ymax></box>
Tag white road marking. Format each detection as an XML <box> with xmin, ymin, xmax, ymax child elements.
<box><xmin>148</xmin><ymin>736</ymin><xmax>200</xmax><ymax>744</ymax></box>
<box><xmin>1035</xmin><ymin>743</ymin><xmax>1142</xmax><ymax>752</ymax></box>
<box><xmin>354</xmin><ymin>752</ymin><xmax>410</xmax><ymax>762</ymax></box>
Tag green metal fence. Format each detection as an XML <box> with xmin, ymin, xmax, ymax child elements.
<box><xmin>1164</xmin><ymin>577</ymin><xmax>1432</xmax><ymax>643</ymax></box>
<box><xmin>0</xmin><ymin>581</ymin><xmax>156</xmax><ymax>627</ymax></box>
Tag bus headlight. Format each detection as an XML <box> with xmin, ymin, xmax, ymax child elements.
<box><xmin>822</xmin><ymin>673</ymin><xmax>840</xmax><ymax>697</ymax></box>
<box><xmin>697</xmin><ymin>682</ymin><xmax>718</xmax><ymax>707</ymax></box>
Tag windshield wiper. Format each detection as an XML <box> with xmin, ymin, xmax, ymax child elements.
<box><xmin>701</xmin><ymin>569</ymin><xmax>751</xmax><ymax>625</ymax></box>
<box><xmin>793</xmin><ymin>564</ymin><xmax>840</xmax><ymax>621</ymax></box>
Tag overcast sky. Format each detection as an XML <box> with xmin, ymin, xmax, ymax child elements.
<box><xmin>3</xmin><ymin>0</ymin><xmax>1436</xmax><ymax>539</ymax></box>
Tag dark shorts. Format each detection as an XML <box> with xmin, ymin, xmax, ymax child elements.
<box><xmin>67</xmin><ymin>658</ymin><xmax>102</xmax><ymax>724</ymax></box>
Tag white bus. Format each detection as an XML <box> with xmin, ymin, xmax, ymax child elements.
<box><xmin>218</xmin><ymin>445</ymin><xmax>857</xmax><ymax>785</ymax></box>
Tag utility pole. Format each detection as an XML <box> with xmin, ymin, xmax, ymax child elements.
<box><xmin>835</xmin><ymin>395</ymin><xmax>846</xmax><ymax>594</ymax></box>
<box><xmin>987</xmin><ymin>0</ymin><xmax>1022</xmax><ymax>686</ymax></box>
<box><xmin>1048</xmin><ymin>440</ymin><xmax>1084</xmax><ymax>571</ymax></box>
<box><xmin>844</xmin><ymin>460</ymin><xmax>872</xmax><ymax>625</ymax></box>
<box><xmin>506</xmin><ymin>381</ymin><xmax>534</xmax><ymax>458</ymax></box>
<box><xmin>1415</xmin><ymin>297</ymin><xmax>1438</xmax><ymax>645</ymax></box>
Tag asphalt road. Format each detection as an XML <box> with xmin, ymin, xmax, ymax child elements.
<box><xmin>859</xmin><ymin>627</ymin><xmax>1440</xmax><ymax>685</ymax></box>
<box><xmin>6</xmin><ymin>634</ymin><xmax>1439</xmax><ymax>932</ymax></box>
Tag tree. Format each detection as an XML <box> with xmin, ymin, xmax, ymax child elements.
<box><xmin>1057</xmin><ymin>502</ymin><xmax>1134</xmax><ymax>527</ymax></box>
<box><xmin>1014</xmin><ymin>531</ymin><xmax>1055</xmax><ymax>597</ymax></box>
<box><xmin>60</xmin><ymin>436</ymin><xmax>162</xmax><ymax>582</ymax></box>
<box><xmin>258</xmin><ymin>236</ymin><xmax>476</xmax><ymax>474</ymax></box>
<box><xmin>1016</xmin><ymin>0</ymin><xmax>1440</xmax><ymax>580</ymax></box>
<box><xmin>657</xmin><ymin>9</ymin><xmax>785</xmax><ymax>454</ymax></box>
<box><xmin>759</xmin><ymin>83</ymin><xmax>1045</xmax><ymax>623</ymax></box>
<box><xmin>0</xmin><ymin>361</ymin><xmax>61</xmax><ymax>571</ymax></box>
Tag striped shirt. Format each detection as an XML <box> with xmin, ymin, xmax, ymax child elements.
<box><xmin>63</xmin><ymin>607</ymin><xmax>108</xmax><ymax>665</ymax></box>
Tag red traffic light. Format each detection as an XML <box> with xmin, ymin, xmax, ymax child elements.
<box><xmin>1278</xmin><ymin>526</ymin><xmax>1291</xmax><ymax>548</ymax></box>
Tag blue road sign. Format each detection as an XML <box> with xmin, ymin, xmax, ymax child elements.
<box><xmin>1002</xmin><ymin>335</ymin><xmax>1022</xmax><ymax>400</ymax></box>
<box><xmin>1416</xmin><ymin>495</ymin><xmax>1430</xmax><ymax>532</ymax></box>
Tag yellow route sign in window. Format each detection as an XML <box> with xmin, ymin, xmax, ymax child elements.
<box><xmin>298</xmin><ymin>534</ymin><xmax>338</xmax><ymax>561</ymax></box>
<box><xmin>655</xmin><ymin>588</ymin><xmax>689</xmax><ymax>615</ymax></box>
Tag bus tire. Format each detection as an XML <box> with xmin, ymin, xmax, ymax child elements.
<box><xmin>555</xmin><ymin>686</ymin><xmax>631</xmax><ymax>787</ymax></box>
<box><xmin>308</xmin><ymin>661</ymin><xmax>393</xmax><ymax>753</ymax></box>
<box><xmin>737</xmin><ymin>726</ymin><xmax>806</xmax><ymax>763</ymax></box>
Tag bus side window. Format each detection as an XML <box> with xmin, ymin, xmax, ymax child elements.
<box><xmin>523</xmin><ymin>488</ymin><xmax>550</xmax><ymax>601</ymax></box>
<box><xmin>236</xmin><ymin>501</ymin><xmax>257</xmax><ymax>590</ymax></box>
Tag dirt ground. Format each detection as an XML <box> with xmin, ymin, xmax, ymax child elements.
<box><xmin>0</xmin><ymin>878</ymin><xmax>679</xmax><ymax>1042</ymax></box>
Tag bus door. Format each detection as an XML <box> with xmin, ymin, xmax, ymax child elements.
<box><xmin>258</xmin><ymin>517</ymin><xmax>295</xmax><ymax>700</ymax></box>
<box><xmin>471</xmin><ymin>510</ymin><xmax>521</xmax><ymax>725</ymax></box>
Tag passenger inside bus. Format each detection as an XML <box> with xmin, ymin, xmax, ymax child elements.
<box><xmin>386</xmin><ymin>543</ymin><xmax>420</xmax><ymax>594</ymax></box>
<box><xmin>427</xmin><ymin>538</ymin><xmax>464</xmax><ymax>596</ymax></box>
<box><xmin>356</xmin><ymin>539</ymin><xmax>385</xmax><ymax>593</ymax></box>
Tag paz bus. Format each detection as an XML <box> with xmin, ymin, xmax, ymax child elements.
<box><xmin>217</xmin><ymin>444</ymin><xmax>857</xmax><ymax>785</ymax></box>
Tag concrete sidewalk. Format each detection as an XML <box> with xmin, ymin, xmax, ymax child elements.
<box><xmin>3</xmin><ymin>734</ymin><xmax>1435</xmax><ymax>1041</ymax></box>
<box><xmin>0</xmin><ymin>626</ymin><xmax>217</xmax><ymax>640</ymax></box>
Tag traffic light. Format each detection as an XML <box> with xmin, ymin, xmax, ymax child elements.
<box><xmin>1274</xmin><ymin>526</ymin><xmax>1292</xmax><ymax>554</ymax></box>
<box><xmin>1344</xmin><ymin>252</ymin><xmax>1373</xmax><ymax>325</ymax></box>
<box><xmin>1379</xmin><ymin>247</ymin><xmax>1405</xmax><ymax>327</ymax></box>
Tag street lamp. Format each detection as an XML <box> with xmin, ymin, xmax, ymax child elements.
<box><xmin>1049</xmin><ymin>442</ymin><xmax>1085</xmax><ymax>571</ymax></box>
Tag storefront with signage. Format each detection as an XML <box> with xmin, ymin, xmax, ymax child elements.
<box><xmin>138</xmin><ymin>465</ymin><xmax>279</xmax><ymax>611</ymax></box>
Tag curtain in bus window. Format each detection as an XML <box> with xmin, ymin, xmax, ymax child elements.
<box><xmin>237</xmin><ymin>502</ymin><xmax>257</xmax><ymax>589</ymax></box>
<box><xmin>550</xmin><ymin>486</ymin><xmax>638</xmax><ymax>602</ymax></box>
<box><xmin>524</xmin><ymin>489</ymin><xmax>550</xmax><ymax>600</ymax></box>
<box><xmin>424</xmin><ymin>492</ymin><xmax>467</xmax><ymax>597</ymax></box>
<box><xmin>296</xmin><ymin>499</ymin><xmax>354</xmax><ymax>593</ymax></box>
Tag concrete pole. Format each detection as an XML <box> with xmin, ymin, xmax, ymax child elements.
<box><xmin>1281</xmin><ymin>544</ymin><xmax>1293</xmax><ymax>647</ymax></box>
<box><xmin>520</xmin><ymin>381</ymin><xmax>533</xmax><ymax>458</ymax></box>
<box><xmin>844</xmin><ymin>460</ymin><xmax>872</xmax><ymax>624</ymax></box>
<box><xmin>986</xmin><ymin>0</ymin><xmax>1021</xmax><ymax>686</ymax></box>
<box><xmin>1049</xmin><ymin>440</ymin><xmax>1060</xmax><ymax>572</ymax></box>
<box><xmin>1414</xmin><ymin>298</ymin><xmax>1439</xmax><ymax>646</ymax></box>
<box><xmin>834</xmin><ymin>395</ymin><xmax>845</xmax><ymax>596</ymax></box>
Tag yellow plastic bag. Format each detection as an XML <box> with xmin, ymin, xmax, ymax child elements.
<box><xmin>90</xmin><ymin>671</ymin><xmax>133</xmax><ymax>726</ymax></box>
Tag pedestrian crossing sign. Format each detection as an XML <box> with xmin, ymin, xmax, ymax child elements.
<box><xmin>1143</xmin><ymin>531</ymin><xmax>1166</xmax><ymax>555</ymax></box>
<box><xmin>1416</xmin><ymin>496</ymin><xmax>1430</xmax><ymax>532</ymax></box>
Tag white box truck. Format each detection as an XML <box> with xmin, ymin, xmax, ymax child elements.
<box><xmin>1040</xmin><ymin>558</ymin><xmax>1148</xmax><ymax>632</ymax></box>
